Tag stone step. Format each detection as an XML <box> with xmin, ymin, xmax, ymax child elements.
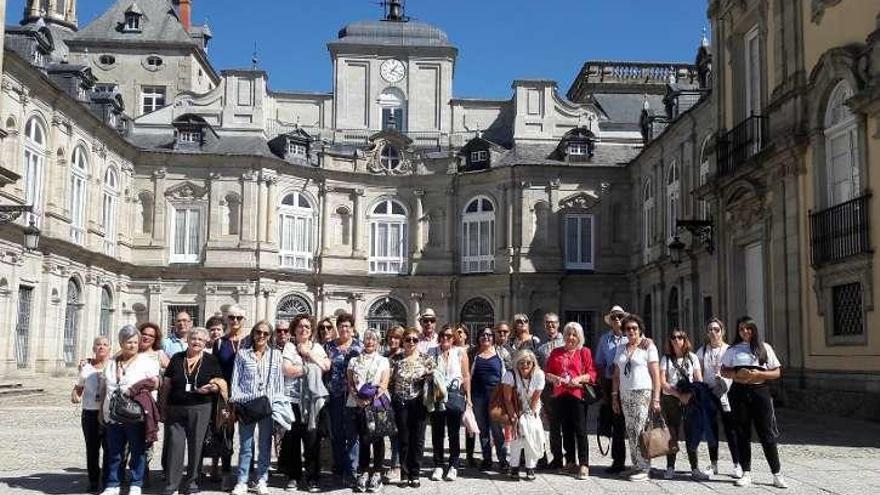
<box><xmin>0</xmin><ymin>383</ymin><xmax>23</xmax><ymax>389</ymax></box>
<box><xmin>0</xmin><ymin>386</ymin><xmax>45</xmax><ymax>398</ymax></box>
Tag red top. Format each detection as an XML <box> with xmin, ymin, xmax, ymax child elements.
<box><xmin>545</xmin><ymin>346</ymin><xmax>598</xmax><ymax>400</ymax></box>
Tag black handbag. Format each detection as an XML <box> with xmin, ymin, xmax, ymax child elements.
<box><xmin>202</xmin><ymin>424</ymin><xmax>233</xmax><ymax>458</ymax></box>
<box><xmin>363</xmin><ymin>403</ymin><xmax>397</xmax><ymax>440</ymax></box>
<box><xmin>109</xmin><ymin>358</ymin><xmax>144</xmax><ymax>424</ymax></box>
<box><xmin>445</xmin><ymin>380</ymin><xmax>467</xmax><ymax>414</ymax></box>
<box><xmin>234</xmin><ymin>349</ymin><xmax>274</xmax><ymax>425</ymax></box>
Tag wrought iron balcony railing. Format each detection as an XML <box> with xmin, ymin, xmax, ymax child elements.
<box><xmin>810</xmin><ymin>193</ymin><xmax>871</xmax><ymax>267</ymax></box>
<box><xmin>716</xmin><ymin>115</ymin><xmax>767</xmax><ymax>176</ymax></box>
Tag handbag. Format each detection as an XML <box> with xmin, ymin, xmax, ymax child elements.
<box><xmin>577</xmin><ymin>348</ymin><xmax>601</xmax><ymax>406</ymax></box>
<box><xmin>489</xmin><ymin>384</ymin><xmax>516</xmax><ymax>425</ymax></box>
<box><xmin>445</xmin><ymin>379</ymin><xmax>467</xmax><ymax>414</ymax></box>
<box><xmin>638</xmin><ymin>410</ymin><xmax>673</xmax><ymax>459</ymax></box>
<box><xmin>108</xmin><ymin>358</ymin><xmax>144</xmax><ymax>424</ymax></box>
<box><xmin>202</xmin><ymin>423</ymin><xmax>233</xmax><ymax>458</ymax></box>
<box><xmin>462</xmin><ymin>405</ymin><xmax>480</xmax><ymax>435</ymax></box>
<box><xmin>235</xmin><ymin>348</ymin><xmax>274</xmax><ymax>425</ymax></box>
<box><xmin>363</xmin><ymin>402</ymin><xmax>397</xmax><ymax>440</ymax></box>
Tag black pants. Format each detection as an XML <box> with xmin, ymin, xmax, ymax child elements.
<box><xmin>546</xmin><ymin>395</ymin><xmax>564</xmax><ymax>462</ymax></box>
<box><xmin>357</xmin><ymin>433</ymin><xmax>385</xmax><ymax>474</ymax></box>
<box><xmin>393</xmin><ymin>397</ymin><xmax>427</xmax><ymax>480</ymax></box>
<box><xmin>81</xmin><ymin>409</ymin><xmax>108</xmax><ymax>488</ymax></box>
<box><xmin>557</xmin><ymin>395</ymin><xmax>589</xmax><ymax>466</ymax></box>
<box><xmin>279</xmin><ymin>404</ymin><xmax>322</xmax><ymax>483</ymax></box>
<box><xmin>661</xmin><ymin>395</ymin><xmax>699</xmax><ymax>470</ymax></box>
<box><xmin>597</xmin><ymin>401</ymin><xmax>627</xmax><ymax>467</ymax></box>
<box><xmin>431</xmin><ymin>409</ymin><xmax>462</xmax><ymax>468</ymax></box>
<box><xmin>709</xmin><ymin>406</ymin><xmax>740</xmax><ymax>466</ymax></box>
<box><xmin>465</xmin><ymin>433</ymin><xmax>475</xmax><ymax>460</ymax></box>
<box><xmin>729</xmin><ymin>383</ymin><xmax>781</xmax><ymax>474</ymax></box>
<box><xmin>164</xmin><ymin>402</ymin><xmax>213</xmax><ymax>494</ymax></box>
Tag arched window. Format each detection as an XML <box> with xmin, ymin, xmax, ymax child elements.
<box><xmin>698</xmin><ymin>137</ymin><xmax>711</xmax><ymax>220</ymax></box>
<box><xmin>462</xmin><ymin>197</ymin><xmax>495</xmax><ymax>273</ymax></box>
<box><xmin>366</xmin><ymin>297</ymin><xmax>408</xmax><ymax>338</ymax></box>
<box><xmin>824</xmin><ymin>80</ymin><xmax>860</xmax><ymax>207</ymax></box>
<box><xmin>278</xmin><ymin>192</ymin><xmax>315</xmax><ymax>270</ymax></box>
<box><xmin>69</xmin><ymin>146</ymin><xmax>89</xmax><ymax>244</ymax></box>
<box><xmin>643</xmin><ymin>178</ymin><xmax>655</xmax><ymax>252</ymax></box>
<box><xmin>378</xmin><ymin>88</ymin><xmax>406</xmax><ymax>130</ymax></box>
<box><xmin>102</xmin><ymin>167</ymin><xmax>119</xmax><ymax>255</ymax></box>
<box><xmin>380</xmin><ymin>146</ymin><xmax>401</xmax><ymax>171</ymax></box>
<box><xmin>63</xmin><ymin>279</ymin><xmax>82</xmax><ymax>366</ymax></box>
<box><xmin>460</xmin><ymin>298</ymin><xmax>495</xmax><ymax>335</ymax></box>
<box><xmin>369</xmin><ymin>199</ymin><xmax>408</xmax><ymax>274</ymax></box>
<box><xmin>667</xmin><ymin>287</ymin><xmax>680</xmax><ymax>334</ymax></box>
<box><xmin>275</xmin><ymin>294</ymin><xmax>312</xmax><ymax>323</ymax></box>
<box><xmin>99</xmin><ymin>286</ymin><xmax>113</xmax><ymax>339</ymax></box>
<box><xmin>23</xmin><ymin>117</ymin><xmax>46</xmax><ymax>226</ymax></box>
<box><xmin>666</xmin><ymin>160</ymin><xmax>680</xmax><ymax>241</ymax></box>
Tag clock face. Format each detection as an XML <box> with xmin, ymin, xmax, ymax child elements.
<box><xmin>380</xmin><ymin>59</ymin><xmax>406</xmax><ymax>83</ymax></box>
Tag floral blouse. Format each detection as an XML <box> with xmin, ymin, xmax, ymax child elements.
<box><xmin>325</xmin><ymin>338</ymin><xmax>363</xmax><ymax>398</ymax></box>
<box><xmin>389</xmin><ymin>352</ymin><xmax>436</xmax><ymax>401</ymax></box>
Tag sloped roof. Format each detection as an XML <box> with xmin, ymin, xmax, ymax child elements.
<box><xmin>72</xmin><ymin>0</ymin><xmax>194</xmax><ymax>46</ymax></box>
<box><xmin>593</xmin><ymin>93</ymin><xmax>664</xmax><ymax>125</ymax></box>
<box><xmin>495</xmin><ymin>143</ymin><xmax>640</xmax><ymax>167</ymax></box>
<box><xmin>331</xmin><ymin>20</ymin><xmax>454</xmax><ymax>48</ymax></box>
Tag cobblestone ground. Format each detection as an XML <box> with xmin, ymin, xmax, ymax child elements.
<box><xmin>1</xmin><ymin>377</ymin><xmax>879</xmax><ymax>494</ymax></box>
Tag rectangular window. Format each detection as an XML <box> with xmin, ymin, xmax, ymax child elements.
<box><xmin>470</xmin><ymin>150</ymin><xmax>488</xmax><ymax>162</ymax></box>
<box><xmin>832</xmin><ymin>283</ymin><xmax>864</xmax><ymax>337</ymax></box>
<box><xmin>70</xmin><ymin>174</ymin><xmax>86</xmax><ymax>244</ymax></box>
<box><xmin>568</xmin><ymin>143</ymin><xmax>588</xmax><ymax>155</ymax></box>
<box><xmin>382</xmin><ymin>108</ymin><xmax>404</xmax><ymax>130</ymax></box>
<box><xmin>369</xmin><ymin>221</ymin><xmax>407</xmax><ymax>274</ymax></box>
<box><xmin>177</xmin><ymin>130</ymin><xmax>201</xmax><ymax>144</ymax></box>
<box><xmin>461</xmin><ymin>218</ymin><xmax>495</xmax><ymax>273</ymax></box>
<box><xmin>141</xmin><ymin>86</ymin><xmax>166</xmax><ymax>115</ymax></box>
<box><xmin>170</xmin><ymin>207</ymin><xmax>201</xmax><ymax>263</ymax></box>
<box><xmin>15</xmin><ymin>286</ymin><xmax>34</xmax><ymax>368</ymax></box>
<box><xmin>565</xmin><ymin>214</ymin><xmax>594</xmax><ymax>270</ymax></box>
<box><xmin>287</xmin><ymin>142</ymin><xmax>307</xmax><ymax>158</ymax></box>
<box><xmin>744</xmin><ymin>27</ymin><xmax>761</xmax><ymax>117</ymax></box>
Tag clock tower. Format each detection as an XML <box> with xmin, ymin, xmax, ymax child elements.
<box><xmin>328</xmin><ymin>0</ymin><xmax>457</xmax><ymax>134</ymax></box>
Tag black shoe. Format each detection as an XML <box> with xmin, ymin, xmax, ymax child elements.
<box><xmin>546</xmin><ymin>459</ymin><xmax>563</xmax><ymax>471</ymax></box>
<box><xmin>467</xmin><ymin>457</ymin><xmax>477</xmax><ymax>468</ymax></box>
<box><xmin>606</xmin><ymin>464</ymin><xmax>626</xmax><ymax>475</ymax></box>
<box><xmin>536</xmin><ymin>458</ymin><xmax>548</xmax><ymax>470</ymax></box>
<box><xmin>409</xmin><ymin>477</ymin><xmax>421</xmax><ymax>488</ymax></box>
<box><xmin>508</xmin><ymin>468</ymin><xmax>520</xmax><ymax>480</ymax></box>
<box><xmin>499</xmin><ymin>460</ymin><xmax>510</xmax><ymax>472</ymax></box>
<box><xmin>479</xmin><ymin>460</ymin><xmax>492</xmax><ymax>472</ymax></box>
<box><xmin>307</xmin><ymin>480</ymin><xmax>321</xmax><ymax>493</ymax></box>
<box><xmin>525</xmin><ymin>469</ymin><xmax>536</xmax><ymax>481</ymax></box>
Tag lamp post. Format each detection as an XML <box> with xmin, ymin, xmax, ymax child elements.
<box><xmin>23</xmin><ymin>219</ymin><xmax>40</xmax><ymax>251</ymax></box>
<box><xmin>0</xmin><ymin>205</ymin><xmax>41</xmax><ymax>250</ymax></box>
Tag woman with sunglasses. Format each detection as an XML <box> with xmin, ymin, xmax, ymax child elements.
<box><xmin>213</xmin><ymin>306</ymin><xmax>248</xmax><ymax>487</ymax></box>
<box><xmin>611</xmin><ymin>314</ymin><xmax>660</xmax><ymax>482</ymax></box>
<box><xmin>544</xmin><ymin>322</ymin><xmax>596</xmax><ymax>480</ymax></box>
<box><xmin>384</xmin><ymin>326</ymin><xmax>405</xmax><ymax>482</ymax></box>
<box><xmin>720</xmin><ymin>316</ymin><xmax>787</xmax><ymax>489</ymax></box>
<box><xmin>696</xmin><ymin>318</ymin><xmax>741</xmax><ymax>479</ymax></box>
<box><xmin>317</xmin><ymin>317</ymin><xmax>337</xmax><ymax>345</ymax></box>
<box><xmin>326</xmin><ymin>313</ymin><xmax>364</xmax><ymax>486</ymax></box>
<box><xmin>292</xmin><ymin>314</ymin><xmax>331</xmax><ymax>493</ymax></box>
<box><xmin>511</xmin><ymin>314</ymin><xmax>540</xmax><ymax>352</ymax></box>
<box><xmin>229</xmin><ymin>320</ymin><xmax>296</xmax><ymax>495</ymax></box>
<box><xmin>659</xmin><ymin>330</ymin><xmax>706</xmax><ymax>480</ymax></box>
<box><xmin>427</xmin><ymin>325</ymin><xmax>471</xmax><ymax>482</ymax></box>
<box><xmin>389</xmin><ymin>327</ymin><xmax>436</xmax><ymax>487</ymax></box>
<box><xmin>470</xmin><ymin>326</ymin><xmax>507</xmax><ymax>472</ymax></box>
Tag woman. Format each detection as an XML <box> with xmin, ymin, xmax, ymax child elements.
<box><xmin>544</xmin><ymin>322</ymin><xmax>596</xmax><ymax>480</ymax></box>
<box><xmin>512</xmin><ymin>313</ymin><xmax>539</xmax><ymax>352</ymax></box>
<box><xmin>205</xmin><ymin>316</ymin><xmax>226</xmax><ymax>354</ymax></box>
<box><xmin>73</xmin><ymin>337</ymin><xmax>110</xmax><ymax>494</ymax></box>
<box><xmin>697</xmin><ymin>318</ymin><xmax>741</xmax><ymax>478</ymax></box>
<box><xmin>160</xmin><ymin>327</ymin><xmax>223</xmax><ymax>495</ymax></box>
<box><xmin>228</xmin><ymin>320</ymin><xmax>293</xmax><ymax>495</ymax></box>
<box><xmin>325</xmin><ymin>313</ymin><xmax>364</xmax><ymax>485</ymax></box>
<box><xmin>138</xmin><ymin>322</ymin><xmax>169</xmax><ymax>370</ymax></box>
<box><xmin>347</xmin><ymin>329</ymin><xmax>391</xmax><ymax>492</ymax></box>
<box><xmin>720</xmin><ymin>316</ymin><xmax>787</xmax><ymax>489</ymax></box>
<box><xmin>101</xmin><ymin>326</ymin><xmax>160</xmax><ymax>495</ymax></box>
<box><xmin>611</xmin><ymin>314</ymin><xmax>660</xmax><ymax>482</ymax></box>
<box><xmin>384</xmin><ymin>326</ymin><xmax>405</xmax><ymax>481</ymax></box>
<box><xmin>501</xmin><ymin>350</ymin><xmax>545</xmax><ymax>481</ymax></box>
<box><xmin>389</xmin><ymin>327</ymin><xmax>436</xmax><ymax>487</ymax></box>
<box><xmin>454</xmin><ymin>324</ymin><xmax>478</xmax><ymax>468</ymax></box>
<box><xmin>470</xmin><ymin>326</ymin><xmax>507</xmax><ymax>472</ymax></box>
<box><xmin>428</xmin><ymin>325</ymin><xmax>471</xmax><ymax>482</ymax></box>
<box><xmin>285</xmin><ymin>314</ymin><xmax>331</xmax><ymax>493</ymax></box>
<box><xmin>213</xmin><ymin>306</ymin><xmax>248</xmax><ymax>485</ymax></box>
<box><xmin>659</xmin><ymin>330</ymin><xmax>706</xmax><ymax>480</ymax></box>
<box><xmin>317</xmin><ymin>317</ymin><xmax>337</xmax><ymax>345</ymax></box>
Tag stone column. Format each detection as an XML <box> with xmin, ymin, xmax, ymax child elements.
<box><xmin>445</xmin><ymin>184</ymin><xmax>455</xmax><ymax>252</ymax></box>
<box><xmin>352</xmin><ymin>189</ymin><xmax>365</xmax><ymax>257</ymax></box>
<box><xmin>409</xmin><ymin>292</ymin><xmax>423</xmax><ymax>327</ymax></box>
<box><xmin>152</xmin><ymin>168</ymin><xmax>167</xmax><ymax>243</ymax></box>
<box><xmin>320</xmin><ymin>183</ymin><xmax>333</xmax><ymax>255</ymax></box>
<box><xmin>413</xmin><ymin>189</ymin><xmax>425</xmax><ymax>257</ymax></box>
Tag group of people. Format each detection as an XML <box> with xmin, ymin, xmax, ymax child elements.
<box><xmin>71</xmin><ymin>304</ymin><xmax>788</xmax><ymax>495</ymax></box>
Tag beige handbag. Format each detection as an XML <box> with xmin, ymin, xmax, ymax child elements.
<box><xmin>638</xmin><ymin>410</ymin><xmax>675</xmax><ymax>459</ymax></box>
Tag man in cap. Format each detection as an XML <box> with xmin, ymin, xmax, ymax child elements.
<box><xmin>593</xmin><ymin>305</ymin><xmax>629</xmax><ymax>474</ymax></box>
<box><xmin>416</xmin><ymin>308</ymin><xmax>439</xmax><ymax>354</ymax></box>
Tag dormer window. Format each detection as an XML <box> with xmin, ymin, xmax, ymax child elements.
<box><xmin>555</xmin><ymin>127</ymin><xmax>597</xmax><ymax>163</ymax></box>
<box><xmin>123</xmin><ymin>3</ymin><xmax>144</xmax><ymax>32</ymax></box>
<box><xmin>173</xmin><ymin>114</ymin><xmax>211</xmax><ymax>150</ymax></box>
<box><xmin>568</xmin><ymin>143</ymin><xmax>588</xmax><ymax>156</ymax></box>
<box><xmin>287</xmin><ymin>142</ymin><xmax>307</xmax><ymax>158</ymax></box>
<box><xmin>177</xmin><ymin>130</ymin><xmax>202</xmax><ymax>144</ymax></box>
<box><xmin>470</xmin><ymin>150</ymin><xmax>488</xmax><ymax>163</ymax></box>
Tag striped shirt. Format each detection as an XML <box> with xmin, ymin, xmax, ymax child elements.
<box><xmin>230</xmin><ymin>346</ymin><xmax>285</xmax><ymax>404</ymax></box>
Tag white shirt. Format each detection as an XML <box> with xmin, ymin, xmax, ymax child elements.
<box><xmin>721</xmin><ymin>342</ymin><xmax>781</xmax><ymax>370</ymax></box>
<box><xmin>77</xmin><ymin>361</ymin><xmax>106</xmax><ymax>411</ymax></box>
<box><xmin>346</xmin><ymin>352</ymin><xmax>390</xmax><ymax>407</ymax></box>
<box><xmin>103</xmin><ymin>354</ymin><xmax>161</xmax><ymax>423</ymax></box>
<box><xmin>429</xmin><ymin>346</ymin><xmax>464</xmax><ymax>385</ymax></box>
<box><xmin>615</xmin><ymin>341</ymin><xmax>659</xmax><ymax>392</ymax></box>
<box><xmin>502</xmin><ymin>369</ymin><xmax>545</xmax><ymax>414</ymax></box>
<box><xmin>660</xmin><ymin>352</ymin><xmax>700</xmax><ymax>394</ymax></box>
<box><xmin>697</xmin><ymin>344</ymin><xmax>732</xmax><ymax>410</ymax></box>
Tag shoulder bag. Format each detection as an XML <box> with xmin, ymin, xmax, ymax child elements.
<box><xmin>235</xmin><ymin>348</ymin><xmax>274</xmax><ymax>425</ymax></box>
<box><xmin>489</xmin><ymin>381</ymin><xmax>518</xmax><ymax>425</ymax></box>
<box><xmin>638</xmin><ymin>409</ymin><xmax>674</xmax><ymax>459</ymax></box>
<box><xmin>579</xmin><ymin>348</ymin><xmax>602</xmax><ymax>406</ymax></box>
<box><xmin>108</xmin><ymin>358</ymin><xmax>145</xmax><ymax>424</ymax></box>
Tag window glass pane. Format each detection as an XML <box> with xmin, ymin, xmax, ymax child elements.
<box><xmin>391</xmin><ymin>201</ymin><xmax>405</xmax><ymax>215</ymax></box>
<box><xmin>389</xmin><ymin>223</ymin><xmax>401</xmax><ymax>257</ymax></box>
<box><xmin>582</xmin><ymin>217</ymin><xmax>592</xmax><ymax>263</ymax></box>
<box><xmin>295</xmin><ymin>217</ymin><xmax>306</xmax><ymax>252</ymax></box>
<box><xmin>466</xmin><ymin>200</ymin><xmax>478</xmax><ymax>213</ymax></box>
<box><xmin>374</xmin><ymin>202</ymin><xmax>387</xmax><ymax>215</ymax></box>
<box><xmin>566</xmin><ymin>217</ymin><xmax>578</xmax><ymax>263</ymax></box>
<box><xmin>480</xmin><ymin>220</ymin><xmax>491</xmax><ymax>256</ymax></box>
<box><xmin>482</xmin><ymin>199</ymin><xmax>493</xmax><ymax>212</ymax></box>
<box><xmin>377</xmin><ymin>223</ymin><xmax>389</xmax><ymax>257</ymax></box>
<box><xmin>174</xmin><ymin>209</ymin><xmax>186</xmax><ymax>254</ymax></box>
<box><xmin>370</xmin><ymin>223</ymin><xmax>377</xmax><ymax>256</ymax></box>
<box><xmin>468</xmin><ymin>222</ymin><xmax>478</xmax><ymax>256</ymax></box>
<box><xmin>189</xmin><ymin>210</ymin><xmax>200</xmax><ymax>255</ymax></box>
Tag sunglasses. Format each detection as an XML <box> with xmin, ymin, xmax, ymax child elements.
<box><xmin>671</xmin><ymin>335</ymin><xmax>686</xmax><ymax>341</ymax></box>
<box><xmin>276</xmin><ymin>328</ymin><xmax>290</xmax><ymax>333</ymax></box>
<box><xmin>321</xmin><ymin>325</ymin><xmax>333</xmax><ymax>329</ymax></box>
<box><xmin>228</xmin><ymin>315</ymin><xmax>244</xmax><ymax>321</ymax></box>
<box><xmin>708</xmin><ymin>327</ymin><xmax>722</xmax><ymax>333</ymax></box>
<box><xmin>254</xmin><ymin>331</ymin><xmax>270</xmax><ymax>337</ymax></box>
<box><xmin>480</xmin><ymin>333</ymin><xmax>494</xmax><ymax>339</ymax></box>
<box><xmin>610</xmin><ymin>314</ymin><xmax>624</xmax><ymax>320</ymax></box>
<box><xmin>515</xmin><ymin>318</ymin><xmax>528</xmax><ymax>324</ymax></box>
<box><xmin>403</xmin><ymin>337</ymin><xmax>419</xmax><ymax>343</ymax></box>
<box><xmin>421</xmin><ymin>318</ymin><xmax>436</xmax><ymax>324</ymax></box>
<box><xmin>518</xmin><ymin>361</ymin><xmax>534</xmax><ymax>367</ymax></box>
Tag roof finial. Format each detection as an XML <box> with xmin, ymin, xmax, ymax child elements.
<box><xmin>701</xmin><ymin>27</ymin><xmax>709</xmax><ymax>48</ymax></box>
<box><xmin>252</xmin><ymin>41</ymin><xmax>259</xmax><ymax>69</ymax></box>
<box><xmin>383</xmin><ymin>0</ymin><xmax>407</xmax><ymax>22</ymax></box>
<box><xmin>476</xmin><ymin>128</ymin><xmax>483</xmax><ymax>139</ymax></box>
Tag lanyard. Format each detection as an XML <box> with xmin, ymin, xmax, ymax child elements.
<box><xmin>183</xmin><ymin>355</ymin><xmax>202</xmax><ymax>392</ymax></box>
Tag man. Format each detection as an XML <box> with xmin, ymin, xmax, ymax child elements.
<box><xmin>536</xmin><ymin>312</ymin><xmax>565</xmax><ymax>469</ymax></box>
<box><xmin>275</xmin><ymin>319</ymin><xmax>292</xmax><ymax>348</ymax></box>
<box><xmin>162</xmin><ymin>311</ymin><xmax>191</xmax><ymax>356</ymax></box>
<box><xmin>493</xmin><ymin>321</ymin><xmax>513</xmax><ymax>369</ymax></box>
<box><xmin>416</xmin><ymin>308</ymin><xmax>439</xmax><ymax>354</ymax></box>
<box><xmin>593</xmin><ymin>305</ymin><xmax>629</xmax><ymax>474</ymax></box>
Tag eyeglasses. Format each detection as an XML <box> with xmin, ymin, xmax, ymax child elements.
<box><xmin>228</xmin><ymin>315</ymin><xmax>244</xmax><ymax>321</ymax></box>
<box><xmin>707</xmin><ymin>327</ymin><xmax>722</xmax><ymax>333</ymax></box>
<box><xmin>403</xmin><ymin>337</ymin><xmax>419</xmax><ymax>344</ymax></box>
<box><xmin>518</xmin><ymin>361</ymin><xmax>534</xmax><ymax>367</ymax></box>
<box><xmin>671</xmin><ymin>335</ymin><xmax>686</xmax><ymax>341</ymax></box>
<box><xmin>421</xmin><ymin>318</ymin><xmax>436</xmax><ymax>324</ymax></box>
<box><xmin>545</xmin><ymin>320</ymin><xmax>559</xmax><ymax>325</ymax></box>
<box><xmin>276</xmin><ymin>328</ymin><xmax>290</xmax><ymax>333</ymax></box>
<box><xmin>440</xmin><ymin>333</ymin><xmax>454</xmax><ymax>340</ymax></box>
<box><xmin>321</xmin><ymin>325</ymin><xmax>333</xmax><ymax>330</ymax></box>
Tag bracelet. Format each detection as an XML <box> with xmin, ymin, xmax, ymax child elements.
<box><xmin>652</xmin><ymin>398</ymin><xmax>660</xmax><ymax>403</ymax></box>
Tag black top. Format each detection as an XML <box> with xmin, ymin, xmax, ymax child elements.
<box><xmin>164</xmin><ymin>351</ymin><xmax>223</xmax><ymax>407</ymax></box>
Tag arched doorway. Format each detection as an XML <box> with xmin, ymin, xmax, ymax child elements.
<box><xmin>366</xmin><ymin>297</ymin><xmax>407</xmax><ymax>338</ymax></box>
<box><xmin>63</xmin><ymin>279</ymin><xmax>83</xmax><ymax>366</ymax></box>
<box><xmin>460</xmin><ymin>298</ymin><xmax>495</xmax><ymax>336</ymax></box>
<box><xmin>275</xmin><ymin>294</ymin><xmax>312</xmax><ymax>324</ymax></box>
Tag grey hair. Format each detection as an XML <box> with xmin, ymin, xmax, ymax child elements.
<box><xmin>92</xmin><ymin>336</ymin><xmax>110</xmax><ymax>348</ymax></box>
<box><xmin>511</xmin><ymin>349</ymin><xmax>539</xmax><ymax>371</ymax></box>
<box><xmin>189</xmin><ymin>327</ymin><xmax>209</xmax><ymax>342</ymax></box>
<box><xmin>227</xmin><ymin>305</ymin><xmax>246</xmax><ymax>317</ymax></box>
<box><xmin>362</xmin><ymin>328</ymin><xmax>381</xmax><ymax>343</ymax></box>
<box><xmin>118</xmin><ymin>324</ymin><xmax>140</xmax><ymax>344</ymax></box>
<box><xmin>562</xmin><ymin>322</ymin><xmax>585</xmax><ymax>347</ymax></box>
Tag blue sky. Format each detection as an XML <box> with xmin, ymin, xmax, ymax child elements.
<box><xmin>7</xmin><ymin>0</ymin><xmax>709</xmax><ymax>98</ymax></box>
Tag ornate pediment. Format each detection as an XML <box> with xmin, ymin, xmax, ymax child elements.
<box><xmin>559</xmin><ymin>190</ymin><xmax>600</xmax><ymax>211</ymax></box>
<box><xmin>164</xmin><ymin>181</ymin><xmax>208</xmax><ymax>200</ymax></box>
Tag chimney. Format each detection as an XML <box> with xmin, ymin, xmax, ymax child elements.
<box><xmin>177</xmin><ymin>0</ymin><xmax>192</xmax><ymax>32</ymax></box>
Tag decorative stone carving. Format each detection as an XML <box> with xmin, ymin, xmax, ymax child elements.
<box><xmin>365</xmin><ymin>135</ymin><xmax>414</xmax><ymax>175</ymax></box>
<box><xmin>241</xmin><ymin>170</ymin><xmax>256</xmax><ymax>182</ymax></box>
<box><xmin>559</xmin><ymin>190</ymin><xmax>601</xmax><ymax>211</ymax></box>
<box><xmin>152</xmin><ymin>168</ymin><xmax>167</xmax><ymax>180</ymax></box>
<box><xmin>164</xmin><ymin>181</ymin><xmax>209</xmax><ymax>200</ymax></box>
<box><xmin>811</xmin><ymin>0</ymin><xmax>843</xmax><ymax>24</ymax></box>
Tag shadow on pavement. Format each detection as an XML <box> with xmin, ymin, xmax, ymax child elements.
<box><xmin>0</xmin><ymin>468</ymin><xmax>91</xmax><ymax>494</ymax></box>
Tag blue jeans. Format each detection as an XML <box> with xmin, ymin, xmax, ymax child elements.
<box><xmin>105</xmin><ymin>422</ymin><xmax>146</xmax><ymax>488</ymax></box>
<box><xmin>472</xmin><ymin>392</ymin><xmax>506</xmax><ymax>463</ymax></box>
<box><xmin>328</xmin><ymin>396</ymin><xmax>359</xmax><ymax>478</ymax></box>
<box><xmin>237</xmin><ymin>415</ymin><xmax>273</xmax><ymax>485</ymax></box>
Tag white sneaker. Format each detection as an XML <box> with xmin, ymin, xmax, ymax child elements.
<box><xmin>231</xmin><ymin>482</ymin><xmax>249</xmax><ymax>495</ymax></box>
<box><xmin>773</xmin><ymin>473</ymin><xmax>789</xmax><ymax>489</ymax></box>
<box><xmin>128</xmin><ymin>488</ymin><xmax>142</xmax><ymax>495</ymax></box>
<box><xmin>732</xmin><ymin>464</ymin><xmax>744</xmax><ymax>479</ymax></box>
<box><xmin>692</xmin><ymin>468</ymin><xmax>710</xmax><ymax>481</ymax></box>
<box><xmin>255</xmin><ymin>480</ymin><xmax>270</xmax><ymax>495</ymax></box>
<box><xmin>734</xmin><ymin>473</ymin><xmax>752</xmax><ymax>487</ymax></box>
<box><xmin>664</xmin><ymin>467</ymin><xmax>675</xmax><ymax>479</ymax></box>
<box><xmin>430</xmin><ymin>467</ymin><xmax>444</xmax><ymax>481</ymax></box>
<box><xmin>99</xmin><ymin>488</ymin><xmax>120</xmax><ymax>495</ymax></box>
<box><xmin>444</xmin><ymin>466</ymin><xmax>457</xmax><ymax>481</ymax></box>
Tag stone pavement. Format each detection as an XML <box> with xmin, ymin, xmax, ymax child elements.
<box><xmin>1</xmin><ymin>377</ymin><xmax>879</xmax><ymax>494</ymax></box>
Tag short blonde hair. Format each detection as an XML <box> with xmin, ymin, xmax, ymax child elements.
<box><xmin>562</xmin><ymin>322</ymin><xmax>585</xmax><ymax>347</ymax></box>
